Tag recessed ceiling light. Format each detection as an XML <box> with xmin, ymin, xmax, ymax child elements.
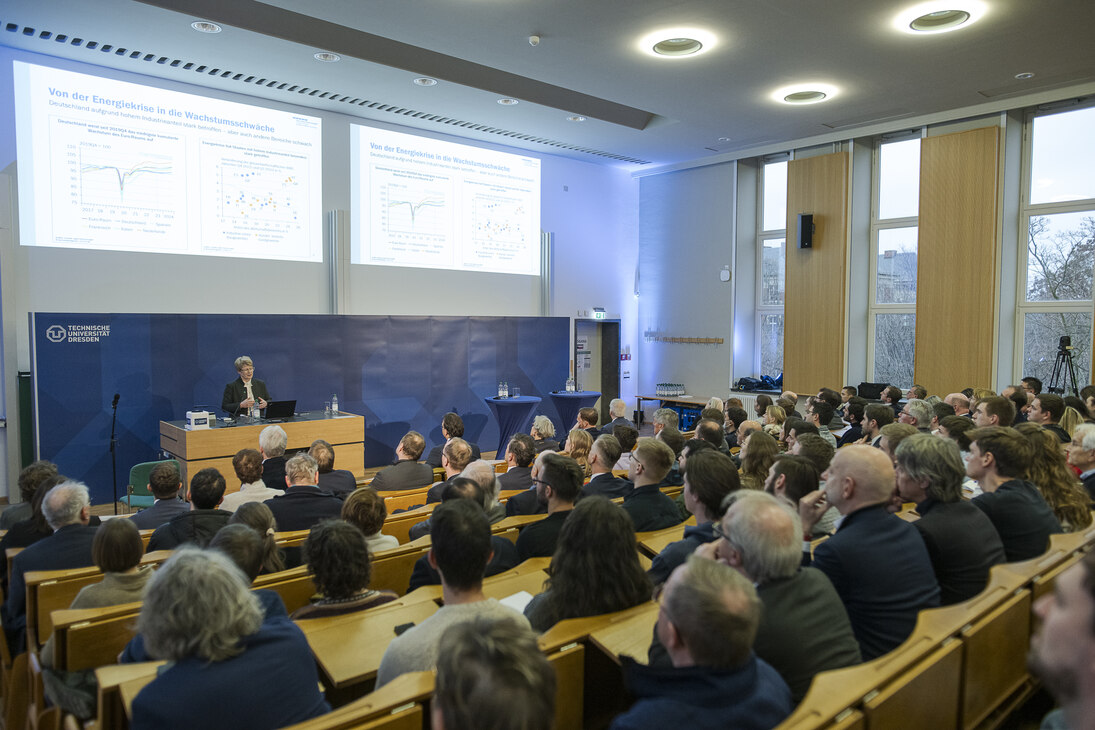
<box><xmin>638</xmin><ymin>28</ymin><xmax>717</xmax><ymax>59</ymax></box>
<box><xmin>894</xmin><ymin>2</ymin><xmax>986</xmax><ymax>34</ymax></box>
<box><xmin>313</xmin><ymin>52</ymin><xmax>340</xmax><ymax>63</ymax></box>
<box><xmin>567</xmin><ymin>115</ymin><xmax>586</xmax><ymax>122</ymax></box>
<box><xmin>1015</xmin><ymin>72</ymin><xmax>1035</xmax><ymax>80</ymax></box>
<box><xmin>497</xmin><ymin>98</ymin><xmax>519</xmax><ymax>105</ymax></box>
<box><xmin>718</xmin><ymin>136</ymin><xmax>731</xmax><ymax>142</ymax></box>
<box><xmin>413</xmin><ymin>77</ymin><xmax>438</xmax><ymax>87</ymax></box>
<box><xmin>190</xmin><ymin>21</ymin><xmax>222</xmax><ymax>34</ymax></box>
<box><xmin>772</xmin><ymin>83</ymin><xmax>839</xmax><ymax>105</ymax></box>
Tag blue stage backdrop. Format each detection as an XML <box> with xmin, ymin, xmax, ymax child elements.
<box><xmin>31</xmin><ymin>314</ymin><xmax>569</xmax><ymax>505</ymax></box>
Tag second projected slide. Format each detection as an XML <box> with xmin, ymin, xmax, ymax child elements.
<box><xmin>351</xmin><ymin>126</ymin><xmax>541</xmax><ymax>275</ymax></box>
<box><xmin>14</xmin><ymin>61</ymin><xmax>322</xmax><ymax>262</ymax></box>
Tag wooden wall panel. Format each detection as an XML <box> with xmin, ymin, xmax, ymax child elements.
<box><xmin>785</xmin><ymin>151</ymin><xmax>849</xmax><ymax>395</ymax></box>
<box><xmin>915</xmin><ymin>127</ymin><xmax>1000</xmax><ymax>395</ymax></box>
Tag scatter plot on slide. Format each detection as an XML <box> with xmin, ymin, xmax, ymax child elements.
<box><xmin>472</xmin><ymin>194</ymin><xmax>526</xmax><ymax>243</ymax></box>
<box><xmin>220</xmin><ymin>161</ymin><xmax>301</xmax><ymax>223</ymax></box>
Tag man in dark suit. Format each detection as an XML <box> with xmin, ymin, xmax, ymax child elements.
<box><xmin>264</xmin><ymin>453</ymin><xmax>344</xmax><ymax>531</ymax></box>
<box><xmin>309</xmin><ymin>439</ymin><xmax>357</xmax><ymax>497</ymax></box>
<box><xmin>221</xmin><ymin>355</ymin><xmax>270</xmax><ymax>417</ymax></box>
<box><xmin>3</xmin><ymin>480</ymin><xmax>99</xmax><ymax>652</ymax></box>
<box><xmin>371</xmin><ymin>431</ymin><xmax>435</xmax><ymax>491</ymax></box>
<box><xmin>622</xmin><ymin>438</ymin><xmax>683</xmax><ymax>531</ymax></box>
<box><xmin>498</xmin><ymin>434</ymin><xmax>535</xmax><ymax>492</ymax></box>
<box><xmin>259</xmin><ymin>425</ymin><xmax>289</xmax><ymax>492</ymax></box>
<box><xmin>1067</xmin><ymin>423</ymin><xmax>1095</xmax><ymax>500</ymax></box>
<box><xmin>582</xmin><ymin>434</ymin><xmax>632</xmax><ymax>499</ymax></box>
<box><xmin>425</xmin><ymin>413</ymin><xmax>482</xmax><ymax>468</ymax></box>
<box><xmin>800</xmin><ymin>445</ymin><xmax>940</xmax><ymax>660</ymax></box>
<box><xmin>576</xmin><ymin>407</ymin><xmax>601</xmax><ymax>439</ymax></box>
<box><xmin>506</xmin><ymin>449</ymin><xmax>549</xmax><ymax>517</ymax></box>
<box><xmin>148</xmin><ymin>467</ymin><xmax>232</xmax><ymax>551</ymax></box>
<box><xmin>426</xmin><ymin>438</ymin><xmax>475</xmax><ymax>504</ymax></box>
<box><xmin>515</xmin><ymin>453</ymin><xmax>581</xmax><ymax>561</ymax></box>
<box><xmin>1029</xmin><ymin>393</ymin><xmax>1071</xmax><ymax>444</ymax></box>
<box><xmin>130</xmin><ymin>460</ymin><xmax>189</xmax><ymax>530</ymax></box>
<box><xmin>602</xmin><ymin>398</ymin><xmax>637</xmax><ymax>434</ymax></box>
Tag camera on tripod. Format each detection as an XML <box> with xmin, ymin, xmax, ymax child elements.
<box><xmin>1048</xmin><ymin>334</ymin><xmax>1078</xmax><ymax>395</ymax></box>
<box><xmin>1058</xmin><ymin>335</ymin><xmax>1072</xmax><ymax>352</ymax></box>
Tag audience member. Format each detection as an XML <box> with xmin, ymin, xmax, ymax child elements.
<box><xmin>814</xmin><ymin>388</ymin><xmax>845</xmax><ymax>430</ymax></box>
<box><xmin>799</xmin><ymin>446</ymin><xmax>940</xmax><ymax>659</ymax></box>
<box><xmin>1068</xmin><ymin>423</ymin><xmax>1095</xmax><ymax>500</ymax></box>
<box><xmin>130</xmin><ymin>461</ymin><xmax>189</xmax><ymax>529</ymax></box>
<box><xmin>576</xmin><ymin>407</ymin><xmax>601</xmax><ymax>439</ymax></box>
<box><xmin>791</xmin><ymin>433</ymin><xmax>835</xmax><ymax>475</ymax></box>
<box><xmin>707</xmin><ymin>396</ymin><xmax>724</xmax><ymax>413</ymax></box>
<box><xmin>341</xmin><ymin>488</ymin><xmax>398</xmax><ymax>552</ymax></box>
<box><xmin>292</xmin><ymin>520</ymin><xmax>398</xmax><ymax>619</ymax></box>
<box><xmin>623</xmin><ymin>438</ymin><xmax>683</xmax><ymax>530</ymax></box>
<box><xmin>148</xmin><ymin>468</ymin><xmax>231</xmax><ymax>551</ymax></box>
<box><xmin>525</xmin><ymin>496</ymin><xmax>651</xmax><ymax>632</ymax></box>
<box><xmin>425</xmin><ymin>412</ymin><xmax>483</xmax><ymax>468</ymax></box>
<box><xmin>505</xmin><ymin>450</ymin><xmax>550</xmax><ymax>517</ymax></box>
<box><xmin>784</xmin><ymin>419</ymin><xmax>818</xmax><ymax>451</ymax></box>
<box><xmin>695</xmin><ymin>419</ymin><xmax>730</xmax><ymax>455</ymax></box>
<box><xmin>562</xmin><ymin>427</ymin><xmax>594</xmax><ymax>478</ymax></box>
<box><xmin>130</xmin><ymin>549</ymin><xmax>328</xmax><ymax>729</ymax></box>
<box><xmin>604</xmin><ymin>398</ymin><xmax>637</xmax><ymax>433</ymax></box>
<box><xmin>377</xmin><ymin>500</ymin><xmax>529</xmax><ymax>686</ymax></box>
<box><xmin>498</xmin><ymin>433</ymin><xmax>536</xmax><ymax>490</ymax></box>
<box><xmin>613</xmin><ymin>556</ymin><xmax>791</xmax><ymax>730</ymax></box>
<box><xmin>972</xmin><ymin>395</ymin><xmax>1016</xmax><ymax>428</ymax></box>
<box><xmin>1030</xmin><ymin>393</ymin><xmax>1071</xmax><ymax>443</ymax></box>
<box><xmin>370</xmin><ymin>431</ymin><xmax>434</xmax><ymax>491</ymax></box>
<box><xmin>1060</xmin><ymin>403</ymin><xmax>1087</xmax><ymax>437</ymax></box>
<box><xmin>655</xmin><ymin>426</ymin><xmax>686</xmax><ymax>487</ymax></box>
<box><xmin>530</xmin><ymin>415</ymin><xmax>559</xmax><ymax>453</ymax></box>
<box><xmin>583</xmin><ymin>435</ymin><xmax>633</xmax><ymax>499</ymax></box>
<box><xmin>613</xmin><ymin>424</ymin><xmax>640</xmax><ymax>471</ymax></box>
<box><xmin>1000</xmin><ymin>385</ymin><xmax>1029</xmax><ymax>424</ymax></box>
<box><xmin>765</xmin><ymin>454</ymin><xmax>836</xmax><ymax>537</ymax></box>
<box><xmin>258</xmin><ymin>425</ymin><xmax>289</xmax><ymax>492</ymax></box>
<box><xmin>967</xmin><ymin>427</ymin><xmax>1062</xmax><ymax>561</ymax></box>
<box><xmin>263</xmin><ymin>453</ymin><xmax>344</xmax><ymax>531</ymax></box>
<box><xmin>881</xmin><ymin>385</ymin><xmax>903</xmax><ymax>418</ymax></box>
<box><xmin>837</xmin><ymin>400</ymin><xmax>865</xmax><ymax>446</ymax></box>
<box><xmin>878</xmin><ymin>423</ymin><xmax>918</xmax><ymax>464</ymax></box>
<box><xmin>1022</xmin><ymin>377</ymin><xmax>1043</xmax><ymax>396</ymax></box>
<box><xmin>944</xmin><ymin>392</ymin><xmax>971</xmax><ymax>417</ymax></box>
<box><xmin>906</xmin><ymin>384</ymin><xmax>928</xmax><ymax>401</ymax></box>
<box><xmin>930</xmin><ymin>401</ymin><xmax>956</xmax><ymax>432</ymax></box>
<box><xmin>762</xmin><ymin>405</ymin><xmax>787</xmax><ymax>439</ymax></box>
<box><xmin>433</xmin><ymin>616</ymin><xmax>555</xmax><ymax>730</ymax></box>
<box><xmin>777</xmin><ymin>394</ymin><xmax>802</xmax><ymax>421</ymax></box>
<box><xmin>516</xmin><ymin>453</ymin><xmax>582</xmax><ymax>561</ymax></box>
<box><xmin>1</xmin><ymin>460</ymin><xmax>57</xmax><ymax>529</ymax></box>
<box><xmin>426</xmin><ymin>437</ymin><xmax>474</xmax><ymax>504</ymax></box>
<box><xmin>739</xmin><ymin>429</ymin><xmax>779</xmax><ymax>491</ymax></box>
<box><xmin>805</xmin><ymin>400</ymin><xmax>838</xmax><ymax>448</ymax></box>
<box><xmin>651</xmin><ymin>408</ymin><xmax>679</xmax><ymax>435</ymax></box>
<box><xmin>893</xmin><ymin>435</ymin><xmax>1005</xmax><ymax>604</ymax></box>
<box><xmin>1015</xmin><ymin>423</ymin><xmax>1093</xmax><ymax>531</ymax></box>
<box><xmin>858</xmin><ymin>404</ymin><xmax>894</xmax><ymax>447</ymax></box>
<box><xmin>0</xmin><ymin>474</ymin><xmax>67</xmax><ymax>556</ymax></box>
<box><xmin>309</xmin><ymin>439</ymin><xmax>356</xmax><ymax>496</ymax></box>
<box><xmin>723</xmin><ymin>408</ymin><xmax>748</xmax><ymax>449</ymax></box>
<box><xmin>462</xmin><ymin>459</ymin><xmax>507</xmax><ymax>523</ymax></box>
<box><xmin>221</xmin><ymin>448</ymin><xmax>284</xmax><ymax>513</ymax></box>
<box><xmin>753</xmin><ymin>394</ymin><xmax>774</xmax><ymax>420</ymax></box>
<box><xmin>229</xmin><ymin>502</ymin><xmax>287</xmax><ymax>573</ymax></box>
<box><xmin>898</xmin><ymin>399</ymin><xmax>933</xmax><ymax>432</ymax></box>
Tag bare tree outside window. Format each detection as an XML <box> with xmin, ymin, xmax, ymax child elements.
<box><xmin>874</xmin><ymin>313</ymin><xmax>916</xmax><ymax>388</ymax></box>
<box><xmin>760</xmin><ymin>314</ymin><xmax>784</xmax><ymax>378</ymax></box>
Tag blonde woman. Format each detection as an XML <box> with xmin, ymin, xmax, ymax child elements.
<box><xmin>762</xmin><ymin>405</ymin><xmax>786</xmax><ymax>439</ymax></box>
<box><xmin>562</xmin><ymin>428</ymin><xmax>593</xmax><ymax>478</ymax></box>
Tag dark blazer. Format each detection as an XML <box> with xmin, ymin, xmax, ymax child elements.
<box><xmin>317</xmin><ymin>469</ymin><xmax>357</xmax><ymax>497</ymax></box>
<box><xmin>533</xmin><ymin>438</ymin><xmax>559</xmax><ymax>454</ymax></box>
<box><xmin>129</xmin><ymin>497</ymin><xmax>189</xmax><ymax>530</ymax></box>
<box><xmin>516</xmin><ymin>509</ymin><xmax>571</xmax><ymax>561</ymax></box>
<box><xmin>148</xmin><ymin>509</ymin><xmax>232</xmax><ymax>551</ymax></box>
<box><xmin>583</xmin><ymin>426</ymin><xmax>602</xmax><ymax>440</ymax></box>
<box><xmin>426</xmin><ymin>477</ymin><xmax>458</xmax><ymax>505</ymax></box>
<box><xmin>603</xmin><ymin>417</ymin><xmax>637</xmax><ymax>435</ymax></box>
<box><xmin>406</xmin><ymin>535</ymin><xmax>520</xmax><ymax>593</ymax></box>
<box><xmin>837</xmin><ymin>425</ymin><xmax>863</xmax><ymax>447</ymax></box>
<box><xmin>1082</xmin><ymin>471</ymin><xmax>1095</xmax><ymax>502</ymax></box>
<box><xmin>581</xmin><ymin>473</ymin><xmax>633</xmax><ymax>500</ymax></box>
<box><xmin>972</xmin><ymin>479</ymin><xmax>1062</xmax><ymax>562</ymax></box>
<box><xmin>264</xmin><ymin>486</ymin><xmax>344</xmax><ymax>532</ymax></box>
<box><xmin>498</xmin><ymin>466</ymin><xmax>534</xmax><ymax>491</ymax></box>
<box><xmin>261</xmin><ymin>455</ymin><xmax>287</xmax><ymax>492</ymax></box>
<box><xmin>221</xmin><ymin>377</ymin><xmax>271</xmax><ymax>417</ymax></box>
<box><xmin>505</xmin><ymin>487</ymin><xmax>547</xmax><ymax>516</ymax></box>
<box><xmin>913</xmin><ymin>498</ymin><xmax>1006</xmax><ymax>605</ymax></box>
<box><xmin>622</xmin><ymin>484</ymin><xmax>683</xmax><ymax>531</ymax></box>
<box><xmin>808</xmin><ymin>504</ymin><xmax>940</xmax><ymax>660</ymax></box>
<box><xmin>425</xmin><ymin>441</ymin><xmax>482</xmax><ymax>468</ymax></box>
<box><xmin>370</xmin><ymin>460</ymin><xmax>434</xmax><ymax>492</ymax></box>
<box><xmin>647</xmin><ymin>522</ymin><xmax>716</xmax><ymax>585</ymax></box>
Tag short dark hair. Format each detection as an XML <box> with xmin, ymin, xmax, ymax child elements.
<box><xmin>188</xmin><ymin>468</ymin><xmax>226</xmax><ymax>509</ymax></box>
<box><xmin>932</xmin><ymin>402</ymin><xmax>956</xmax><ymax>422</ymax></box>
<box><xmin>578</xmin><ymin>407</ymin><xmax>598</xmax><ymax>427</ymax></box>
<box><xmin>939</xmin><ymin>415</ymin><xmax>976</xmax><ymax>450</ymax></box>
<box><xmin>695</xmin><ymin>419</ymin><xmax>725</xmax><ymax>448</ymax></box>
<box><xmin>431</xmin><ymin>499</ymin><xmax>492</xmax><ymax>591</ymax></box>
<box><xmin>93</xmin><ymin>517</ymin><xmax>144</xmax><ymax>573</ymax></box>
<box><xmin>909</xmin><ymin>385</ymin><xmax>928</xmax><ymax>400</ymax></box>
<box><xmin>979</xmin><ymin>395</ymin><xmax>1016</xmax><ymax>427</ymax></box>
<box><xmin>683</xmin><ymin>450</ymin><xmax>739</xmax><ymax>517</ymax></box>
<box><xmin>725</xmin><ymin>407</ymin><xmax>748</xmax><ymax>430</ymax></box>
<box><xmin>17</xmin><ymin>460</ymin><xmax>58</xmax><ymax>503</ymax></box>
<box><xmin>148</xmin><ymin>461</ymin><xmax>181</xmax><ymax>500</ymax></box>
<box><xmin>845</xmin><ymin>400</ymin><xmax>866</xmax><ymax>424</ymax></box>
<box><xmin>810</xmin><ymin>400</ymin><xmax>834</xmax><ymax>427</ymax></box>
<box><xmin>864</xmin><ymin>404</ymin><xmax>895</xmax><ymax>428</ymax></box>
<box><xmin>1035</xmin><ymin>393</ymin><xmax>1065</xmax><ymax>422</ymax></box>
<box><xmin>656</xmin><ymin>426</ymin><xmax>685</xmax><ymax>457</ymax></box>
<box><xmin>231</xmin><ymin>449</ymin><xmax>263</xmax><ymax>485</ymax></box>
<box><xmin>539</xmin><ymin>453</ymin><xmax>583</xmax><ymax>503</ymax></box>
<box><xmin>816</xmin><ymin>389</ymin><xmax>841</xmax><ymax>410</ymax></box>
<box><xmin>842</xmin><ymin>385</ymin><xmax>858</xmax><ymax>397</ymax></box>
<box><xmin>883</xmin><ymin>386</ymin><xmax>903</xmax><ymax>404</ymax></box>
<box><xmin>683</xmin><ymin>439</ymin><xmax>716</xmax><ymax>458</ymax></box>
<box><xmin>305</xmin><ymin>519</ymin><xmax>373</xmax><ymax>599</ymax></box>
<box><xmin>594</xmin><ymin>434</ymin><xmax>623</xmax><ymax>465</ymax></box>
<box><xmin>612</xmin><ymin>424</ymin><xmax>638</xmax><ymax>453</ymax></box>
<box><xmin>769</xmin><ymin>455</ymin><xmax>820</xmax><ymax>505</ymax></box>
<box><xmin>443</xmin><ymin>412</ymin><xmax>465</xmax><ymax>438</ymax></box>
<box><xmin>700</xmin><ymin>407</ymin><xmax>724</xmax><ymax>423</ymax></box>
<box><xmin>969</xmin><ymin>426</ymin><xmax>1033</xmax><ymax>478</ymax></box>
<box><xmin>787</xmin><ymin>420</ymin><xmax>818</xmax><ymax>437</ymax></box>
<box><xmin>793</xmin><ymin>433</ymin><xmax>834</xmax><ymax>473</ymax></box>
<box><xmin>507</xmin><ymin>433</ymin><xmax>536</xmax><ymax>468</ymax></box>
<box><xmin>1022</xmin><ymin>377</ymin><xmax>1043</xmax><ymax>394</ymax></box>
<box><xmin>341</xmin><ymin>488</ymin><xmax>387</xmax><ymax>536</ymax></box>
<box><xmin>308</xmin><ymin>439</ymin><xmax>336</xmax><ymax>473</ymax></box>
<box><xmin>400</xmin><ymin>431</ymin><xmax>426</xmax><ymax>460</ymax></box>
<box><xmin>210</xmin><ymin>524</ymin><xmax>265</xmax><ymax>582</ymax></box>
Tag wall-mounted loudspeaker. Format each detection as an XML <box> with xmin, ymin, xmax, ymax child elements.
<box><xmin>798</xmin><ymin>213</ymin><xmax>815</xmax><ymax>249</ymax></box>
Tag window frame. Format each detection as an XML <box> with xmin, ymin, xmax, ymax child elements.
<box><xmin>755</xmin><ymin>155</ymin><xmax>789</xmax><ymax>377</ymax></box>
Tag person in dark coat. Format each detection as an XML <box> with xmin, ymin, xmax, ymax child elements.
<box><xmin>370</xmin><ymin>431</ymin><xmax>435</xmax><ymax>491</ymax></box>
<box><xmin>309</xmin><ymin>439</ymin><xmax>357</xmax><ymax>497</ymax></box>
<box><xmin>221</xmin><ymin>355</ymin><xmax>270</xmax><ymax>418</ymax></box>
<box><xmin>622</xmin><ymin>438</ymin><xmax>682</xmax><ymax>531</ymax></box>
<box><xmin>130</xmin><ymin>461</ymin><xmax>189</xmax><ymax>530</ymax></box>
<box><xmin>582</xmin><ymin>434</ymin><xmax>632</xmax><ymax>499</ymax></box>
<box><xmin>148</xmin><ymin>468</ymin><xmax>232</xmax><ymax>551</ymax></box>
<box><xmin>264</xmin><ymin>453</ymin><xmax>344</xmax><ymax>532</ymax></box>
<box><xmin>258</xmin><ymin>425</ymin><xmax>289</xmax><ymax>492</ymax></box>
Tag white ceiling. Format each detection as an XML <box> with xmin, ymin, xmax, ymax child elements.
<box><xmin>2</xmin><ymin>0</ymin><xmax>1094</xmax><ymax>170</ymax></box>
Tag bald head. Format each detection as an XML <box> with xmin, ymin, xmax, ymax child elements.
<box><xmin>738</xmin><ymin>421</ymin><xmax>762</xmax><ymax>439</ymax></box>
<box><xmin>944</xmin><ymin>393</ymin><xmax>970</xmax><ymax>414</ymax></box>
<box><xmin>822</xmin><ymin>445</ymin><xmax>895</xmax><ymax>514</ymax></box>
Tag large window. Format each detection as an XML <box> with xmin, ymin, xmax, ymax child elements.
<box><xmin>868</xmin><ymin>136</ymin><xmax>921</xmax><ymax>386</ymax></box>
<box><xmin>757</xmin><ymin>158</ymin><xmax>787</xmax><ymax>377</ymax></box>
<box><xmin>1018</xmin><ymin>104</ymin><xmax>1095</xmax><ymax>390</ymax></box>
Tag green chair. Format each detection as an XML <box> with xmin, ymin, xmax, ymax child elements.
<box><xmin>122</xmin><ymin>459</ymin><xmax>179</xmax><ymax>511</ymax></box>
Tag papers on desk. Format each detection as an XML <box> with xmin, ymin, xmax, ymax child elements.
<box><xmin>500</xmin><ymin>591</ymin><xmax>534</xmax><ymax>614</ymax></box>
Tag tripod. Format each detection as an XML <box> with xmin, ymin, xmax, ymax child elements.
<box><xmin>1047</xmin><ymin>346</ymin><xmax>1079</xmax><ymax>397</ymax></box>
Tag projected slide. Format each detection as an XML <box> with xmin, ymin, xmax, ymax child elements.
<box><xmin>351</xmin><ymin>126</ymin><xmax>541</xmax><ymax>275</ymax></box>
<box><xmin>14</xmin><ymin>61</ymin><xmax>322</xmax><ymax>262</ymax></box>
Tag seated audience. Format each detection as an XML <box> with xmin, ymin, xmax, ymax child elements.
<box><xmin>434</xmin><ymin>616</ymin><xmax>555</xmax><ymax>730</ymax></box>
<box><xmin>906</xmin><ymin>384</ymin><xmax>928</xmax><ymax>401</ymax></box>
<box><xmin>1029</xmin><ymin>393</ymin><xmax>1071</xmax><ymax>443</ymax></box>
<box><xmin>784</xmin><ymin>419</ymin><xmax>818</xmax><ymax>451</ymax></box>
<box><xmin>1068</xmin><ymin>423</ymin><xmax>1095</xmax><ymax>501</ymax></box>
<box><xmin>893</xmin><ymin>434</ymin><xmax>1005</xmax><ymax>604</ymax></box>
<box><xmin>763</xmin><ymin>405</ymin><xmax>787</xmax><ymax>439</ymax></box>
<box><xmin>899</xmin><ymin>399</ymin><xmax>934</xmax><ymax>433</ymax></box>
<box><xmin>1060</xmin><ymin>403</ymin><xmax>1087</xmax><ymax>437</ymax></box>
<box><xmin>265</xmin><ymin>453</ymin><xmax>346</xmax><ymax>530</ymax></box>
<box><xmin>149</xmin><ymin>468</ymin><xmax>231</xmax><ymax>551</ymax></box>
<box><xmin>220</xmin><ymin>448</ymin><xmax>284</xmax><ymax>513</ymax></box>
<box><xmin>651</xmin><ymin>407</ymin><xmax>679</xmax><ymax>435</ymax></box>
<box><xmin>0</xmin><ymin>474</ymin><xmax>67</xmax><ymax>555</ymax></box>
<box><xmin>967</xmin><ymin>426</ymin><xmax>1062</xmax><ymax>561</ymax></box>
<box><xmin>583</xmin><ymin>435</ymin><xmax>633</xmax><ymax>499</ymax></box>
<box><xmin>612</xmin><ymin>556</ymin><xmax>791</xmax><ymax>730</ymax></box>
<box><xmin>370</xmin><ymin>431</ymin><xmax>434</xmax><ymax>491</ymax></box>
<box><xmin>461</xmin><ymin>460</ymin><xmax>507</xmax><ymax>523</ymax></box>
<box><xmin>605</xmin><ymin>398</ymin><xmax>637</xmax><ymax>433</ymax></box>
<box><xmin>229</xmin><ymin>502</ymin><xmax>287</xmax><ymax>573</ymax></box>
<box><xmin>878</xmin><ymin>422</ymin><xmax>918</xmax><ymax>464</ymax></box>
<box><xmin>498</xmin><ymin>433</ymin><xmax>536</xmax><ymax>491</ymax></box>
<box><xmin>623</xmin><ymin>438</ymin><xmax>684</xmax><ymax>531</ymax></box>
<box><xmin>377</xmin><ymin>500</ymin><xmax>529</xmax><ymax>686</ymax></box>
<box><xmin>130</xmin><ymin>461</ymin><xmax>188</xmax><ymax>529</ymax></box>
<box><xmin>972</xmin><ymin>395</ymin><xmax>1015</xmax><ymax>428</ymax></box>
<box><xmin>881</xmin><ymin>385</ymin><xmax>903</xmax><ymax>418</ymax></box>
<box><xmin>426</xmin><ymin>412</ymin><xmax>482</xmax><ymax>468</ymax></box>
<box><xmin>695</xmin><ymin>419</ymin><xmax>730</xmax><ymax>455</ymax></box>
<box><xmin>723</xmin><ymin>407</ymin><xmax>748</xmax><ymax>448</ymax></box>
<box><xmin>837</xmin><ymin>398</ymin><xmax>866</xmax><ymax>446</ymax></box>
<box><xmin>857</xmin><ymin>404</ymin><xmax>894</xmax><ymax>448</ymax></box>
<box><xmin>310</xmin><ymin>439</ymin><xmax>356</xmax><ymax>496</ymax></box>
<box><xmin>562</xmin><ymin>427</ymin><xmax>594</xmax><ymax>478</ymax></box>
<box><xmin>258</xmin><ymin>424</ymin><xmax>289</xmax><ymax>492</ymax></box>
<box><xmin>765</xmin><ymin>454</ymin><xmax>836</xmax><ymax>537</ymax></box>
<box><xmin>777</xmin><ymin>395</ymin><xmax>802</xmax><ymax>422</ymax></box>
<box><xmin>341</xmin><ymin>488</ymin><xmax>398</xmax><ymax>553</ymax></box>
<box><xmin>791</xmin><ymin>433</ymin><xmax>835</xmax><ymax>475</ymax></box>
<box><xmin>1</xmin><ymin>460</ymin><xmax>57</xmax><ymax>529</ymax></box>
<box><xmin>129</xmin><ymin>549</ymin><xmax>329</xmax><ymax>729</ymax></box>
<box><xmin>753</xmin><ymin>394</ymin><xmax>774</xmax><ymax>421</ymax></box>
<box><xmin>613</xmin><ymin>424</ymin><xmax>640</xmax><ymax>471</ymax></box>
<box><xmin>944</xmin><ymin>392</ymin><xmax>971</xmax><ymax>417</ymax></box>
<box><xmin>648</xmin><ymin>450</ymin><xmax>738</xmax><ymax>585</ymax></box>
<box><xmin>525</xmin><ymin>496</ymin><xmax>651</xmax><ymax>632</ymax></box>
<box><xmin>292</xmin><ymin>520</ymin><xmax>397</xmax><ymax>619</ymax></box>
<box><xmin>1015</xmin><ymin>422</ymin><xmax>1093</xmax><ymax>531</ymax></box>
<box><xmin>515</xmin><ymin>453</ymin><xmax>581</xmax><ymax>561</ymax></box>
<box><xmin>739</xmin><ymin>430</ymin><xmax>779</xmax><ymax>491</ymax></box>
<box><xmin>505</xmin><ymin>450</ymin><xmax>550</xmax><ymax>517</ymax></box>
<box><xmin>426</xmin><ymin>437</ymin><xmax>475</xmax><ymax>503</ymax></box>
<box><xmin>655</xmin><ymin>426</ymin><xmax>686</xmax><ymax>487</ymax></box>
<box><xmin>576</xmin><ymin>407</ymin><xmax>601</xmax><ymax>439</ymax></box>
<box><xmin>531</xmin><ymin>415</ymin><xmax>560</xmax><ymax>453</ymax></box>
<box><xmin>799</xmin><ymin>446</ymin><xmax>940</xmax><ymax>660</ymax></box>
<box><xmin>930</xmin><ymin>401</ymin><xmax>956</xmax><ymax>432</ymax></box>
<box><xmin>806</xmin><ymin>400</ymin><xmax>838</xmax><ymax>448</ymax></box>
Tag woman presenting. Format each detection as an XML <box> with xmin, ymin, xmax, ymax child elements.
<box><xmin>221</xmin><ymin>355</ymin><xmax>271</xmax><ymax>417</ymax></box>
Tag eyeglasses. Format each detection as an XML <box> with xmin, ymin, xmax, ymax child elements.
<box><xmin>652</xmin><ymin>582</ymin><xmax>667</xmax><ymax>605</ymax></box>
<box><xmin>531</xmin><ymin>478</ymin><xmax>551</xmax><ymax>488</ymax></box>
<box><xmin>711</xmin><ymin>520</ymin><xmax>726</xmax><ymax>540</ymax></box>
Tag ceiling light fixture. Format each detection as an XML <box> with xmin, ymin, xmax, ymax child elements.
<box><xmin>567</xmin><ymin>115</ymin><xmax>586</xmax><ymax>122</ymax></box>
<box><xmin>717</xmin><ymin>136</ymin><xmax>731</xmax><ymax>142</ymax></box>
<box><xmin>497</xmin><ymin>98</ymin><xmax>519</xmax><ymax>105</ymax></box>
<box><xmin>413</xmin><ymin>77</ymin><xmax>438</xmax><ymax>86</ymax></box>
<box><xmin>1014</xmin><ymin>72</ymin><xmax>1034</xmax><ymax>80</ymax></box>
<box><xmin>772</xmin><ymin>83</ymin><xmax>839</xmax><ymax>105</ymax></box>
<box><xmin>638</xmin><ymin>28</ymin><xmax>717</xmax><ymax>58</ymax></box>
<box><xmin>894</xmin><ymin>1</ymin><xmax>986</xmax><ymax>34</ymax></box>
<box><xmin>313</xmin><ymin>52</ymin><xmax>340</xmax><ymax>63</ymax></box>
<box><xmin>190</xmin><ymin>21</ymin><xmax>222</xmax><ymax>34</ymax></box>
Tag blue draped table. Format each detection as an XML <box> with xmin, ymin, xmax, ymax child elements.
<box><xmin>547</xmin><ymin>391</ymin><xmax>602</xmax><ymax>436</ymax></box>
<box><xmin>483</xmin><ymin>395</ymin><xmax>543</xmax><ymax>455</ymax></box>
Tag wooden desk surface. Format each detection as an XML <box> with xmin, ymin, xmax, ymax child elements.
<box><xmin>588</xmin><ymin>602</ymin><xmax>659</xmax><ymax>665</ymax></box>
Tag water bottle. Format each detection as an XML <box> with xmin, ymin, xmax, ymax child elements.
<box><xmin>250</xmin><ymin>401</ymin><xmax>259</xmax><ymax>420</ymax></box>
<box><xmin>503</xmin><ymin>380</ymin><xmax>509</xmax><ymax>398</ymax></box>
<box><xmin>331</xmin><ymin>394</ymin><xmax>339</xmax><ymax>413</ymax></box>
<box><xmin>498</xmin><ymin>381</ymin><xmax>504</xmax><ymax>398</ymax></box>
<box><xmin>566</xmin><ymin>376</ymin><xmax>575</xmax><ymax>392</ymax></box>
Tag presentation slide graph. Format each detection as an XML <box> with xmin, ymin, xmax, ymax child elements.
<box><xmin>220</xmin><ymin>160</ymin><xmax>301</xmax><ymax>223</ymax></box>
<box><xmin>79</xmin><ymin>146</ymin><xmax>175</xmax><ymax>210</ymax></box>
<box><xmin>368</xmin><ymin>167</ymin><xmax>453</xmax><ymax>264</ymax></box>
<box><xmin>472</xmin><ymin>193</ymin><xmax>527</xmax><ymax>243</ymax></box>
<box><xmin>384</xmin><ymin>185</ymin><xmax>447</xmax><ymax>236</ymax></box>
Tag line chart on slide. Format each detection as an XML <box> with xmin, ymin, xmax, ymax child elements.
<box><xmin>367</xmin><ymin>167</ymin><xmax>454</xmax><ymax>264</ymax></box>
